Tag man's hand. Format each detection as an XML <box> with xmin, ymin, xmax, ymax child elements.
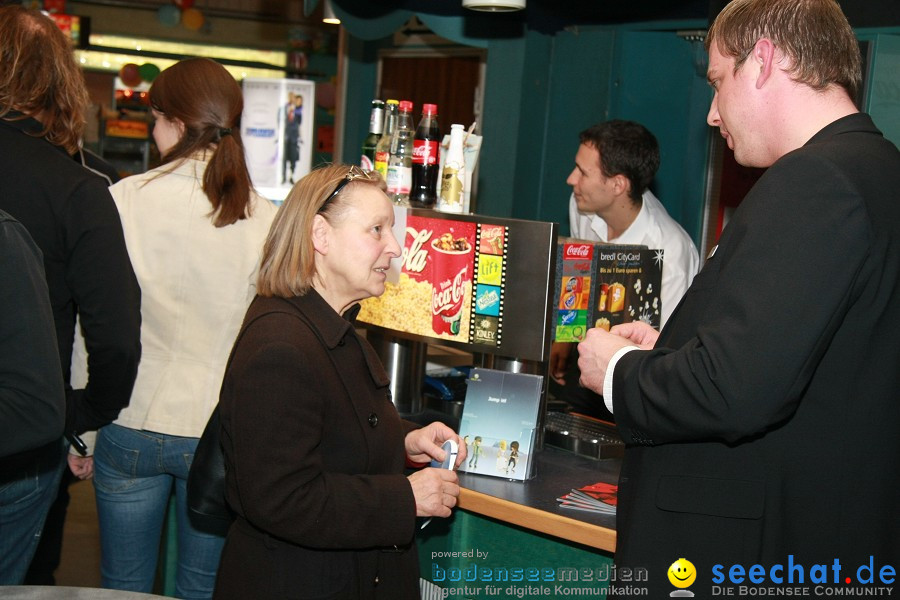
<box><xmin>549</xmin><ymin>342</ymin><xmax>574</xmax><ymax>384</ymax></box>
<box><xmin>577</xmin><ymin>327</ymin><xmax>636</xmax><ymax>394</ymax></box>
<box><xmin>610</xmin><ymin>321</ymin><xmax>660</xmax><ymax>350</ymax></box>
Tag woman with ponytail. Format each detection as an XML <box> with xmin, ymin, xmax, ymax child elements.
<box><xmin>89</xmin><ymin>58</ymin><xmax>277</xmax><ymax>599</ymax></box>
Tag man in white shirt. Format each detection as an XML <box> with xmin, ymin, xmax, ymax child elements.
<box><xmin>551</xmin><ymin>120</ymin><xmax>699</xmax><ymax>418</ymax></box>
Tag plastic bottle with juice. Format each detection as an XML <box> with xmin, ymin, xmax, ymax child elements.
<box><xmin>374</xmin><ymin>99</ymin><xmax>398</xmax><ymax>178</ymax></box>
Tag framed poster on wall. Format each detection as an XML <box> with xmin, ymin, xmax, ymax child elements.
<box><xmin>241</xmin><ymin>78</ymin><xmax>315</xmax><ymax>204</ymax></box>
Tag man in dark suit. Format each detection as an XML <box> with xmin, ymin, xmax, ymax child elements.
<box><xmin>577</xmin><ymin>0</ymin><xmax>900</xmax><ymax>596</ymax></box>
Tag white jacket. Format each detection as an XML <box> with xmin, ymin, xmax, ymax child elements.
<box><xmin>75</xmin><ymin>157</ymin><xmax>278</xmax><ymax>439</ymax></box>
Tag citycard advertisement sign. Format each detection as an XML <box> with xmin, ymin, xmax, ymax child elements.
<box><xmin>357</xmin><ymin>212</ymin><xmax>508</xmax><ymax>349</ymax></box>
<box><xmin>553</xmin><ymin>241</ymin><xmax>663</xmax><ymax>342</ymax></box>
<box><xmin>240</xmin><ymin>78</ymin><xmax>314</xmax><ymax>203</ymax></box>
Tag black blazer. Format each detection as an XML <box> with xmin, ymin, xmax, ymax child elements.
<box><xmin>0</xmin><ymin>115</ymin><xmax>141</xmax><ymax>434</ymax></box>
<box><xmin>610</xmin><ymin>114</ymin><xmax>900</xmax><ymax>596</ymax></box>
<box><xmin>215</xmin><ymin>291</ymin><xmax>419</xmax><ymax>600</ymax></box>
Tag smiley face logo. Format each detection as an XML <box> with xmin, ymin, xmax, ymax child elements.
<box><xmin>668</xmin><ymin>558</ymin><xmax>696</xmax><ymax>589</ymax></box>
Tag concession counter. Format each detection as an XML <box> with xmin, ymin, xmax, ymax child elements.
<box><xmin>355</xmin><ymin>207</ymin><xmax>622</xmax><ymax>600</ymax></box>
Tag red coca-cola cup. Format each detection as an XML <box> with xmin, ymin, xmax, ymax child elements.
<box><xmin>430</xmin><ymin>234</ymin><xmax>473</xmax><ymax>336</ymax></box>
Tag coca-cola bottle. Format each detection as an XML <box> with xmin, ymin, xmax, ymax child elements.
<box><xmin>386</xmin><ymin>100</ymin><xmax>414</xmax><ymax>205</ymax></box>
<box><xmin>410</xmin><ymin>103</ymin><xmax>440</xmax><ymax>208</ymax></box>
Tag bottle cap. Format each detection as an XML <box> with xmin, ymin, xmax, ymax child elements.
<box><xmin>386</xmin><ymin>99</ymin><xmax>399</xmax><ymax>106</ymax></box>
<box><xmin>399</xmin><ymin>100</ymin><xmax>414</xmax><ymax>112</ymax></box>
<box><xmin>422</xmin><ymin>103</ymin><xmax>438</xmax><ymax>115</ymax></box>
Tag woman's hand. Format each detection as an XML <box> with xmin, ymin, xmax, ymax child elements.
<box><xmin>68</xmin><ymin>454</ymin><xmax>94</xmax><ymax>480</ymax></box>
<box><xmin>405</xmin><ymin>422</ymin><xmax>467</xmax><ymax>468</ymax></box>
<box><xmin>408</xmin><ymin>468</ymin><xmax>460</xmax><ymax>518</ymax></box>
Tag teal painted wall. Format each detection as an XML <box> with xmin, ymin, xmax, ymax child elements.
<box><xmin>609</xmin><ymin>30</ymin><xmax>712</xmax><ymax>243</ymax></box>
<box><xmin>484</xmin><ymin>31</ymin><xmax>554</xmax><ymax>221</ymax></box>
<box><xmin>341</xmin><ymin>35</ymin><xmax>386</xmax><ymax>168</ymax></box>
<box><xmin>863</xmin><ymin>33</ymin><xmax>900</xmax><ymax>148</ymax></box>
<box><xmin>524</xmin><ymin>28</ymin><xmax>617</xmax><ymax>227</ymax></box>
<box><xmin>536</xmin><ymin>28</ymin><xmax>617</xmax><ymax>231</ymax></box>
<box><xmin>418</xmin><ymin>510</ymin><xmax>616</xmax><ymax>600</ymax></box>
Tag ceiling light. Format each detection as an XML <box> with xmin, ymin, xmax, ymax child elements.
<box><xmin>322</xmin><ymin>0</ymin><xmax>340</xmax><ymax>24</ymax></box>
<box><xmin>462</xmin><ymin>0</ymin><xmax>525</xmax><ymax>11</ymax></box>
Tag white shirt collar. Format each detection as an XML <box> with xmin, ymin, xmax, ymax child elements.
<box><xmin>589</xmin><ymin>190</ymin><xmax>654</xmax><ymax>244</ymax></box>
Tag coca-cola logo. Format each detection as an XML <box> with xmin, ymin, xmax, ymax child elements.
<box><xmin>564</xmin><ymin>244</ymin><xmax>594</xmax><ymax>260</ymax></box>
<box><xmin>412</xmin><ymin>141</ymin><xmax>439</xmax><ymax>165</ymax></box>
<box><xmin>432</xmin><ymin>266</ymin><xmax>468</xmax><ymax>315</ymax></box>
<box><xmin>482</xmin><ymin>226</ymin><xmax>503</xmax><ymax>240</ymax></box>
<box><xmin>401</xmin><ymin>227</ymin><xmax>432</xmax><ymax>274</ymax></box>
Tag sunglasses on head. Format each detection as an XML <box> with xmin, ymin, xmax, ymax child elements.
<box><xmin>318</xmin><ymin>165</ymin><xmax>373</xmax><ymax>214</ymax></box>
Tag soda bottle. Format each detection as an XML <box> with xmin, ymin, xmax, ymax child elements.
<box><xmin>410</xmin><ymin>103</ymin><xmax>440</xmax><ymax>208</ymax></box>
<box><xmin>437</xmin><ymin>123</ymin><xmax>466</xmax><ymax>213</ymax></box>
<box><xmin>386</xmin><ymin>100</ymin><xmax>414</xmax><ymax>206</ymax></box>
<box><xmin>360</xmin><ymin>99</ymin><xmax>384</xmax><ymax>171</ymax></box>
<box><xmin>374</xmin><ymin>99</ymin><xmax>398</xmax><ymax>179</ymax></box>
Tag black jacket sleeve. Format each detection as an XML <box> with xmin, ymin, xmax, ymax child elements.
<box><xmin>63</xmin><ymin>178</ymin><xmax>141</xmax><ymax>434</ymax></box>
<box><xmin>0</xmin><ymin>214</ymin><xmax>66</xmax><ymax>457</ymax></box>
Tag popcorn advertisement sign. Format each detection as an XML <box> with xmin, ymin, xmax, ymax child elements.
<box><xmin>359</xmin><ymin>215</ymin><xmax>508</xmax><ymax>348</ymax></box>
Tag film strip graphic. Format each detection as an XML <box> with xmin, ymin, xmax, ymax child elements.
<box><xmin>468</xmin><ymin>223</ymin><xmax>508</xmax><ymax>348</ymax></box>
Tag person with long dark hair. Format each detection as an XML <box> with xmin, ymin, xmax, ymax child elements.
<box><xmin>88</xmin><ymin>58</ymin><xmax>277</xmax><ymax>599</ymax></box>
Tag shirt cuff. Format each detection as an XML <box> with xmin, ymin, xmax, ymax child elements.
<box><xmin>603</xmin><ymin>346</ymin><xmax>640</xmax><ymax>415</ymax></box>
<box><xmin>68</xmin><ymin>430</ymin><xmax>97</xmax><ymax>456</ymax></box>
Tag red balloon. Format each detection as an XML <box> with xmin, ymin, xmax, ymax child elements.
<box><xmin>315</xmin><ymin>82</ymin><xmax>336</xmax><ymax>110</ymax></box>
<box><xmin>119</xmin><ymin>63</ymin><xmax>142</xmax><ymax>88</ymax></box>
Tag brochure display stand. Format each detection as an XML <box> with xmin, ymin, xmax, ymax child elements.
<box><xmin>457</xmin><ymin>368</ymin><xmax>543</xmax><ymax>481</ymax></box>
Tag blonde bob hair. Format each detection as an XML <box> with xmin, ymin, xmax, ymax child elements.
<box><xmin>256</xmin><ymin>164</ymin><xmax>387</xmax><ymax>298</ymax></box>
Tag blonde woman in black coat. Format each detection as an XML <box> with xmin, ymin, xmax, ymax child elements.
<box><xmin>214</xmin><ymin>164</ymin><xmax>465</xmax><ymax>600</ymax></box>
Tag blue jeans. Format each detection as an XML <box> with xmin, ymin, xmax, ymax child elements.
<box><xmin>0</xmin><ymin>439</ymin><xmax>66</xmax><ymax>585</ymax></box>
<box><xmin>94</xmin><ymin>424</ymin><xmax>225</xmax><ymax>599</ymax></box>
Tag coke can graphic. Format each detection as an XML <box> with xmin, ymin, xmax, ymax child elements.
<box><xmin>431</xmin><ymin>233</ymin><xmax>473</xmax><ymax>336</ymax></box>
